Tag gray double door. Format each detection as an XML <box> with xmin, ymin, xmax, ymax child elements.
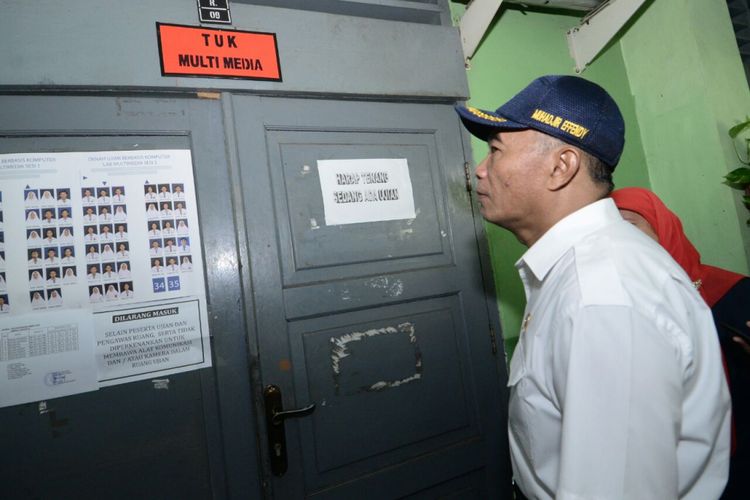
<box><xmin>0</xmin><ymin>94</ymin><xmax>510</xmax><ymax>499</ymax></box>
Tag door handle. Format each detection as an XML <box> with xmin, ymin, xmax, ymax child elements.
<box><xmin>271</xmin><ymin>402</ymin><xmax>316</xmax><ymax>426</ymax></box>
<box><xmin>263</xmin><ymin>384</ymin><xmax>316</xmax><ymax>476</ymax></box>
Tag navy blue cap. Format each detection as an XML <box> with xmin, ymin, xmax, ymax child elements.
<box><xmin>456</xmin><ymin>75</ymin><xmax>625</xmax><ymax>168</ymax></box>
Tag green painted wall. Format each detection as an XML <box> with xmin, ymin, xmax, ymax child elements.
<box><xmin>618</xmin><ymin>0</ymin><xmax>750</xmax><ymax>274</ymax></box>
<box><xmin>450</xmin><ymin>4</ymin><xmax>650</xmax><ymax>356</ymax></box>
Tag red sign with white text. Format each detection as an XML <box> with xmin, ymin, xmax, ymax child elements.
<box><xmin>157</xmin><ymin>23</ymin><xmax>281</xmax><ymax>81</ymax></box>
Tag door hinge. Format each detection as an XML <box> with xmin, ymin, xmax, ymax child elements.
<box><xmin>489</xmin><ymin>325</ymin><xmax>497</xmax><ymax>355</ymax></box>
<box><xmin>463</xmin><ymin>162</ymin><xmax>472</xmax><ymax>192</ymax></box>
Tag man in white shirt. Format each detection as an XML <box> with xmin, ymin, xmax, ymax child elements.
<box><xmin>164</xmin><ymin>239</ymin><xmax>176</xmax><ymax>254</ymax></box>
<box><xmin>83</xmin><ymin>207</ymin><xmax>97</xmax><ymax>223</ymax></box>
<box><xmin>99</xmin><ymin>225</ymin><xmax>114</xmax><ymax>242</ymax></box>
<box><xmin>44</xmin><ymin>249</ymin><xmax>58</xmax><ymax>265</ymax></box>
<box><xmin>160</xmin><ymin>203</ymin><xmax>172</xmax><ymax>218</ymax></box>
<box><xmin>162</xmin><ymin>221</ymin><xmax>176</xmax><ymax>236</ymax></box>
<box><xmin>57</xmin><ymin>190</ymin><xmax>70</xmax><ymax>205</ymax></box>
<box><xmin>456</xmin><ymin>75</ymin><xmax>730</xmax><ymax>500</ymax></box>
<box><xmin>173</xmin><ymin>184</ymin><xmax>185</xmax><ymax>200</ymax></box>
<box><xmin>28</xmin><ymin>250</ymin><xmax>43</xmax><ymax>267</ymax></box>
<box><xmin>158</xmin><ymin>185</ymin><xmax>171</xmax><ymax>200</ymax></box>
<box><xmin>145</xmin><ymin>185</ymin><xmax>158</xmax><ymax>201</ymax></box>
<box><xmin>86</xmin><ymin>246</ymin><xmax>99</xmax><ymax>262</ymax></box>
<box><xmin>116</xmin><ymin>244</ymin><xmax>129</xmax><ymax>259</ymax></box>
<box><xmin>58</xmin><ymin>209</ymin><xmax>72</xmax><ymax>225</ymax></box>
<box><xmin>87</xmin><ymin>265</ymin><xmax>100</xmax><ymax>282</ymax></box>
<box><xmin>149</xmin><ymin>240</ymin><xmax>162</xmax><ymax>256</ymax></box>
<box><xmin>98</xmin><ymin>189</ymin><xmax>110</xmax><ymax>204</ymax></box>
<box><xmin>102</xmin><ymin>264</ymin><xmax>116</xmax><ymax>281</ymax></box>
<box><xmin>43</xmin><ymin>229</ymin><xmax>57</xmax><ymax>244</ymax></box>
<box><xmin>61</xmin><ymin>248</ymin><xmax>75</xmax><ymax>264</ymax></box>
<box><xmin>84</xmin><ymin>226</ymin><xmax>98</xmax><ymax>243</ymax></box>
<box><xmin>98</xmin><ymin>207</ymin><xmax>112</xmax><ymax>222</ymax></box>
<box><xmin>42</xmin><ymin>210</ymin><xmax>56</xmax><ymax>225</ymax></box>
<box><xmin>179</xmin><ymin>238</ymin><xmax>190</xmax><ymax>253</ymax></box>
<box><xmin>151</xmin><ymin>259</ymin><xmax>164</xmax><ymax>273</ymax></box>
<box><xmin>46</xmin><ymin>270</ymin><xmax>61</xmax><ymax>286</ymax></box>
<box><xmin>115</xmin><ymin>225</ymin><xmax>128</xmax><ymax>240</ymax></box>
<box><xmin>82</xmin><ymin>188</ymin><xmax>95</xmax><ymax>204</ymax></box>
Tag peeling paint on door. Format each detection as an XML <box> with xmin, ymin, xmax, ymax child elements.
<box><xmin>364</xmin><ymin>276</ymin><xmax>404</xmax><ymax>298</ymax></box>
<box><xmin>330</xmin><ymin>322</ymin><xmax>421</xmax><ymax>395</ymax></box>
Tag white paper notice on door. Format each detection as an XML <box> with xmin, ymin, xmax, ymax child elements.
<box><xmin>94</xmin><ymin>297</ymin><xmax>208</xmax><ymax>386</ymax></box>
<box><xmin>0</xmin><ymin>310</ymin><xmax>98</xmax><ymax>408</ymax></box>
<box><xmin>317</xmin><ymin>158</ymin><xmax>416</xmax><ymax>226</ymax></box>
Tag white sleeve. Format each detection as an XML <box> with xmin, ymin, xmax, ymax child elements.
<box><xmin>556</xmin><ymin>305</ymin><xmax>682</xmax><ymax>500</ymax></box>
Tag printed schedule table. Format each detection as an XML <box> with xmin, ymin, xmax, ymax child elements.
<box><xmin>1</xmin><ymin>323</ymin><xmax>78</xmax><ymax>363</ymax></box>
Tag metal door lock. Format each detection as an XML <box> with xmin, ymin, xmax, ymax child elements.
<box><xmin>263</xmin><ymin>385</ymin><xmax>316</xmax><ymax>476</ymax></box>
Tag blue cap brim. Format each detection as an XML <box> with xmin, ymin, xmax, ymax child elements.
<box><xmin>455</xmin><ymin>105</ymin><xmax>527</xmax><ymax>140</ymax></box>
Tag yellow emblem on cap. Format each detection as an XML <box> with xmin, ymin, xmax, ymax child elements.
<box><xmin>468</xmin><ymin>106</ymin><xmax>507</xmax><ymax>123</ymax></box>
<box><xmin>530</xmin><ymin>109</ymin><xmax>589</xmax><ymax>139</ymax></box>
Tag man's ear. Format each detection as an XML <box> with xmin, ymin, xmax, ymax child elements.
<box><xmin>547</xmin><ymin>147</ymin><xmax>581</xmax><ymax>191</ymax></box>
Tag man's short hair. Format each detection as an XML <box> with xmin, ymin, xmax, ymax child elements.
<box><xmin>585</xmin><ymin>152</ymin><xmax>614</xmax><ymax>195</ymax></box>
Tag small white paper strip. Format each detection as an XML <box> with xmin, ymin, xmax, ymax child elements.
<box><xmin>317</xmin><ymin>158</ymin><xmax>416</xmax><ymax>226</ymax></box>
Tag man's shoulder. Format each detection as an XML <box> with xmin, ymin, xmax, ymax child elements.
<box><xmin>570</xmin><ymin>221</ymin><xmax>685</xmax><ymax>308</ymax></box>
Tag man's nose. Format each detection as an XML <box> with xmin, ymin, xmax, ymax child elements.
<box><xmin>475</xmin><ymin>155</ymin><xmax>489</xmax><ymax>178</ymax></box>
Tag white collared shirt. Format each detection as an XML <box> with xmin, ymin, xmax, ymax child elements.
<box><xmin>509</xmin><ymin>199</ymin><xmax>730</xmax><ymax>500</ymax></box>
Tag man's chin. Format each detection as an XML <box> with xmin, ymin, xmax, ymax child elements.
<box><xmin>478</xmin><ymin>204</ymin><xmax>493</xmax><ymax>221</ymax></box>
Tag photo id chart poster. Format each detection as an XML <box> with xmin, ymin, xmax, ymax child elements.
<box><xmin>317</xmin><ymin>158</ymin><xmax>416</xmax><ymax>225</ymax></box>
<box><xmin>0</xmin><ymin>150</ymin><xmax>211</xmax><ymax>395</ymax></box>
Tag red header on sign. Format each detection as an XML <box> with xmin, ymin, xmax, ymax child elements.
<box><xmin>157</xmin><ymin>23</ymin><xmax>281</xmax><ymax>81</ymax></box>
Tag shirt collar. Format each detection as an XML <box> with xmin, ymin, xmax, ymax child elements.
<box><xmin>516</xmin><ymin>198</ymin><xmax>621</xmax><ymax>282</ymax></box>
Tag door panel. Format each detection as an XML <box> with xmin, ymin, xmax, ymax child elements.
<box><xmin>0</xmin><ymin>95</ymin><xmax>261</xmax><ymax>499</ymax></box>
<box><xmin>233</xmin><ymin>96</ymin><xmax>511</xmax><ymax>498</ymax></box>
<box><xmin>293</xmin><ymin>298</ymin><xmax>473</xmax><ymax>473</ymax></box>
<box><xmin>267</xmin><ymin>130</ymin><xmax>451</xmax><ymax>284</ymax></box>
